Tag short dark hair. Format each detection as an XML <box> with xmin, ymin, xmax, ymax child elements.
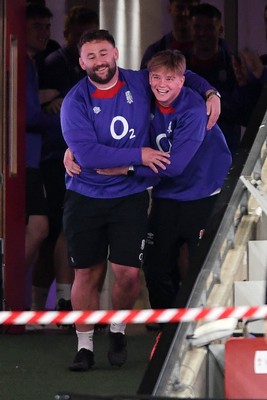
<box><xmin>190</xmin><ymin>3</ymin><xmax>222</xmax><ymax>20</ymax></box>
<box><xmin>65</xmin><ymin>6</ymin><xmax>99</xmax><ymax>31</ymax></box>
<box><xmin>27</xmin><ymin>0</ymin><xmax>46</xmax><ymax>5</ymax></box>
<box><xmin>147</xmin><ymin>49</ymin><xmax>186</xmax><ymax>76</ymax></box>
<box><xmin>26</xmin><ymin>3</ymin><xmax>53</xmax><ymax>19</ymax></box>
<box><xmin>78</xmin><ymin>29</ymin><xmax>116</xmax><ymax>54</ymax></box>
<box><xmin>169</xmin><ymin>0</ymin><xmax>200</xmax><ymax>4</ymax></box>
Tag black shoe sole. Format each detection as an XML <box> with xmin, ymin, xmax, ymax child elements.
<box><xmin>69</xmin><ymin>349</ymin><xmax>95</xmax><ymax>371</ymax></box>
<box><xmin>108</xmin><ymin>332</ymin><xmax>127</xmax><ymax>366</ymax></box>
<box><xmin>107</xmin><ymin>349</ymin><xmax>127</xmax><ymax>367</ymax></box>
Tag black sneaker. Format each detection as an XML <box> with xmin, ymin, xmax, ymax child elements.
<box><xmin>57</xmin><ymin>298</ymin><xmax>72</xmax><ymax>311</ymax></box>
<box><xmin>56</xmin><ymin>299</ymin><xmax>73</xmax><ymax>328</ymax></box>
<box><xmin>108</xmin><ymin>332</ymin><xmax>127</xmax><ymax>367</ymax></box>
<box><xmin>69</xmin><ymin>348</ymin><xmax>95</xmax><ymax>371</ymax></box>
<box><xmin>94</xmin><ymin>323</ymin><xmax>108</xmax><ymax>333</ymax></box>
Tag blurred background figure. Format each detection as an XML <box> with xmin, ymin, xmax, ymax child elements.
<box><xmin>27</xmin><ymin>0</ymin><xmax>61</xmax><ymax>77</ymax></box>
<box><xmin>233</xmin><ymin>3</ymin><xmax>267</xmax><ymax>75</ymax></box>
<box><xmin>140</xmin><ymin>0</ymin><xmax>200</xmax><ymax>69</ymax></box>
<box><xmin>40</xmin><ymin>6</ymin><xmax>99</xmax><ymax>97</ymax></box>
<box><xmin>184</xmin><ymin>3</ymin><xmax>262</xmax><ymax>157</ymax></box>
<box><xmin>231</xmin><ymin>3</ymin><xmax>267</xmax><ymax>128</ymax></box>
<box><xmin>31</xmin><ymin>6</ymin><xmax>100</xmax><ymax>314</ymax></box>
<box><xmin>25</xmin><ymin>2</ymin><xmax>61</xmax><ymax>315</ymax></box>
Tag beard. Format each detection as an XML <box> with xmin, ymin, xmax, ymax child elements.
<box><xmin>87</xmin><ymin>62</ymin><xmax>117</xmax><ymax>85</ymax></box>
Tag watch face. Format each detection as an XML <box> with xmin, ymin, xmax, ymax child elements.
<box><xmin>127</xmin><ymin>166</ymin><xmax>135</xmax><ymax>176</ymax></box>
<box><xmin>207</xmin><ymin>90</ymin><xmax>221</xmax><ymax>99</ymax></box>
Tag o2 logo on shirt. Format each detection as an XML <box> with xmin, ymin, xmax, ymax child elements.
<box><xmin>110</xmin><ymin>116</ymin><xmax>135</xmax><ymax>140</ymax></box>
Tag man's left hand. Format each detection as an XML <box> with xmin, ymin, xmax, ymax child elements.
<box><xmin>206</xmin><ymin>93</ymin><xmax>221</xmax><ymax>130</ymax></box>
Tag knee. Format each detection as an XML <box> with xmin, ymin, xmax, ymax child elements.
<box><xmin>119</xmin><ymin>269</ymin><xmax>140</xmax><ymax>292</ymax></box>
<box><xmin>39</xmin><ymin>223</ymin><xmax>49</xmax><ymax>242</ymax></box>
<box><xmin>27</xmin><ymin>216</ymin><xmax>49</xmax><ymax>240</ymax></box>
<box><xmin>73</xmin><ymin>268</ymin><xmax>100</xmax><ymax>292</ymax></box>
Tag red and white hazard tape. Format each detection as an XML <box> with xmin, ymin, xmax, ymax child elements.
<box><xmin>0</xmin><ymin>305</ymin><xmax>267</xmax><ymax>325</ymax></box>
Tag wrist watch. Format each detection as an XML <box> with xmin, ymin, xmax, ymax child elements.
<box><xmin>127</xmin><ymin>165</ymin><xmax>135</xmax><ymax>176</ymax></box>
<box><xmin>206</xmin><ymin>90</ymin><xmax>221</xmax><ymax>100</ymax></box>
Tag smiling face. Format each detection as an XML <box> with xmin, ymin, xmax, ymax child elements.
<box><xmin>26</xmin><ymin>16</ymin><xmax>51</xmax><ymax>56</ymax></box>
<box><xmin>79</xmin><ymin>39</ymin><xmax>119</xmax><ymax>87</ymax></box>
<box><xmin>149</xmin><ymin>66</ymin><xmax>185</xmax><ymax>106</ymax></box>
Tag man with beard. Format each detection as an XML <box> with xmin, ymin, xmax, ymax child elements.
<box><xmin>60</xmin><ymin>29</ymin><xmax>221</xmax><ymax>372</ymax></box>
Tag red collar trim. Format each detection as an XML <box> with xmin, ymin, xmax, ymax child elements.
<box><xmin>92</xmin><ymin>80</ymin><xmax>126</xmax><ymax>99</ymax></box>
<box><xmin>156</xmin><ymin>100</ymin><xmax>175</xmax><ymax>114</ymax></box>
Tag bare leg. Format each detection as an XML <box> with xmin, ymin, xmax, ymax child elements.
<box><xmin>31</xmin><ymin>233</ymin><xmax>56</xmax><ymax>311</ymax></box>
<box><xmin>25</xmin><ymin>215</ymin><xmax>49</xmax><ymax>271</ymax></box>
<box><xmin>69</xmin><ymin>263</ymin><xmax>107</xmax><ymax>371</ymax></box>
<box><xmin>32</xmin><ymin>238</ymin><xmax>55</xmax><ymax>288</ymax></box>
<box><xmin>104</xmin><ymin>263</ymin><xmax>140</xmax><ymax>367</ymax></box>
<box><xmin>71</xmin><ymin>262</ymin><xmax>107</xmax><ymax>332</ymax></box>
<box><xmin>31</xmin><ymin>239</ymin><xmax>55</xmax><ymax>310</ymax></box>
<box><xmin>111</xmin><ymin>263</ymin><xmax>141</xmax><ymax>310</ymax></box>
<box><xmin>25</xmin><ymin>214</ymin><xmax>49</xmax><ymax>315</ymax></box>
<box><xmin>54</xmin><ymin>231</ymin><xmax>74</xmax><ymax>285</ymax></box>
<box><xmin>54</xmin><ymin>231</ymin><xmax>74</xmax><ymax>309</ymax></box>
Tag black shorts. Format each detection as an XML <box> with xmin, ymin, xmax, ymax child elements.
<box><xmin>143</xmin><ymin>195</ymin><xmax>218</xmax><ymax>308</ymax></box>
<box><xmin>145</xmin><ymin>195</ymin><xmax>218</xmax><ymax>266</ymax></box>
<box><xmin>63</xmin><ymin>190</ymin><xmax>149</xmax><ymax>269</ymax></box>
<box><xmin>40</xmin><ymin>159</ymin><xmax>66</xmax><ymax>240</ymax></box>
<box><xmin>26</xmin><ymin>168</ymin><xmax>48</xmax><ymax>222</ymax></box>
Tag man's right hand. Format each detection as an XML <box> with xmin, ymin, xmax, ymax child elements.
<box><xmin>64</xmin><ymin>148</ymin><xmax>81</xmax><ymax>177</ymax></box>
<box><xmin>141</xmin><ymin>147</ymin><xmax>170</xmax><ymax>173</ymax></box>
<box><xmin>64</xmin><ymin>147</ymin><xmax>170</xmax><ymax>176</ymax></box>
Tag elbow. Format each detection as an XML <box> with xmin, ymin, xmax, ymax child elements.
<box><xmin>160</xmin><ymin>167</ymin><xmax>184</xmax><ymax>178</ymax></box>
